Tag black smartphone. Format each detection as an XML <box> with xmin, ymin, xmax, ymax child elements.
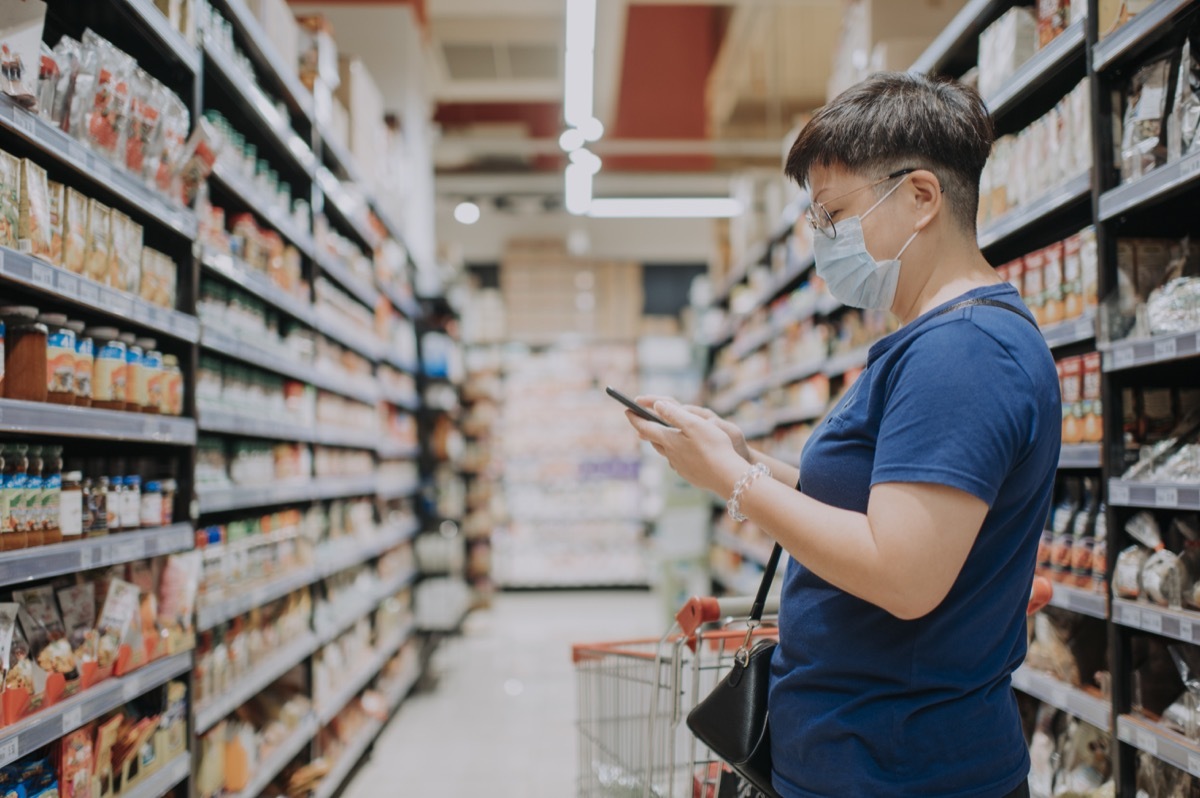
<box><xmin>606</xmin><ymin>386</ymin><xmax>674</xmax><ymax>427</ymax></box>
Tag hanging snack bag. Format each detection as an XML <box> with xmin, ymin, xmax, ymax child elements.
<box><xmin>0</xmin><ymin>149</ymin><xmax>20</xmax><ymax>250</ymax></box>
<box><xmin>18</xmin><ymin>159</ymin><xmax>52</xmax><ymax>261</ymax></box>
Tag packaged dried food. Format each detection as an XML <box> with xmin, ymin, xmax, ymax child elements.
<box><xmin>46</xmin><ymin>180</ymin><xmax>63</xmax><ymax>266</ymax></box>
<box><xmin>45</xmin><ymin>35</ymin><xmax>80</xmax><ymax>126</ymax></box>
<box><xmin>172</xmin><ymin>118</ymin><xmax>220</xmax><ymax>206</ymax></box>
<box><xmin>108</xmin><ymin>210</ymin><xmax>142</xmax><ymax>292</ymax></box>
<box><xmin>0</xmin><ymin>150</ymin><xmax>20</xmax><ymax>249</ymax></box>
<box><xmin>95</xmin><ymin>578</ymin><xmax>138</xmax><ymax>665</ymax></box>
<box><xmin>1171</xmin><ymin>28</ymin><xmax>1200</xmax><ymax>161</ymax></box>
<box><xmin>14</xmin><ymin>588</ymin><xmax>72</xmax><ymax>678</ymax></box>
<box><xmin>1061</xmin><ymin>356</ymin><xmax>1083</xmax><ymax>444</ymax></box>
<box><xmin>17</xmin><ymin>159</ymin><xmax>50</xmax><ymax>261</ymax></box>
<box><xmin>0</xmin><ymin>0</ymin><xmax>46</xmax><ymax>109</ymax></box>
<box><xmin>1144</xmin><ymin>549</ymin><xmax>1193</xmax><ymax>608</ymax></box>
<box><xmin>84</xmin><ymin>198</ymin><xmax>110</xmax><ymax>284</ymax></box>
<box><xmin>1024</xmin><ymin>249</ymin><xmax>1046</xmax><ymax>325</ymax></box>
<box><xmin>139</xmin><ymin>248</ymin><xmax>177</xmax><ymax>309</ymax></box>
<box><xmin>62</xmin><ymin>187</ymin><xmax>87</xmax><ymax>274</ymax></box>
<box><xmin>80</xmin><ymin>30</ymin><xmax>135</xmax><ymax>162</ymax></box>
<box><xmin>1115</xmin><ymin>544</ymin><xmax>1151</xmax><ymax>598</ymax></box>
<box><xmin>60</xmin><ymin>724</ymin><xmax>95</xmax><ymax>798</ymax></box>
<box><xmin>1121</xmin><ymin>56</ymin><xmax>1172</xmax><ymax>182</ymax></box>
<box><xmin>1082</xmin><ymin>352</ymin><xmax>1103</xmax><ymax>443</ymax></box>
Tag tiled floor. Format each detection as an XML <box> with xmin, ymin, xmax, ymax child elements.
<box><xmin>343</xmin><ymin>590</ymin><xmax>661</xmax><ymax>798</ymax></box>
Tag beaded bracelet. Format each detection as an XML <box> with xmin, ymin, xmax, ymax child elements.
<box><xmin>726</xmin><ymin>462</ymin><xmax>771</xmax><ymax>522</ymax></box>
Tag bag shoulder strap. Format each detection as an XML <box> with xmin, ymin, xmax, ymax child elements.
<box><xmin>746</xmin><ymin>297</ymin><xmax>1037</xmax><ymax>619</ymax></box>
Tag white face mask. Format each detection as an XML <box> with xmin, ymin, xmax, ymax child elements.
<box><xmin>812</xmin><ymin>176</ymin><xmax>920</xmax><ymax>311</ymax></box>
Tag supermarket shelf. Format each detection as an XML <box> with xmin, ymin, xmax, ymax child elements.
<box><xmin>1099</xmin><ymin>151</ymin><xmax>1200</xmax><ymax>221</ymax></box>
<box><xmin>376</xmin><ymin>442</ymin><xmax>421</xmax><ymax>461</ymax></box>
<box><xmin>117</xmin><ymin>0</ymin><xmax>201</xmax><ymax>74</ymax></box>
<box><xmin>197</xmin><ymin>406</ymin><xmax>313</xmax><ymax>442</ymax></box>
<box><xmin>312</xmin><ymin>716</ymin><xmax>385</xmax><ymax>798</ymax></box>
<box><xmin>317</xmin><ymin>255</ymin><xmax>382</xmax><ymax>310</ymax></box>
<box><xmin>316</xmin><ymin>168</ymin><xmax>380</xmax><ymax>252</ymax></box>
<box><xmin>0</xmin><ymin>96</ymin><xmax>197</xmax><ymax>239</ymax></box>
<box><xmin>313</xmin><ymin>426</ymin><xmax>380</xmax><ymax>451</ymax></box>
<box><xmin>984</xmin><ymin>20</ymin><xmax>1086</xmax><ymax>121</ymax></box>
<box><xmin>1101</xmin><ymin>328</ymin><xmax>1200</xmax><ymax>372</ymax></box>
<box><xmin>317</xmin><ymin>525</ymin><xmax>418</xmax><ymax>579</ymax></box>
<box><xmin>823</xmin><ymin>345</ymin><xmax>872</xmax><ymax>378</ymax></box>
<box><xmin>380</xmin><ymin>389</ymin><xmax>420</xmax><ymax>412</ymax></box>
<box><xmin>308</xmin><ymin>368</ymin><xmax>381</xmax><ymax>407</ymax></box>
<box><xmin>1113</xmin><ymin>598</ymin><xmax>1200</xmax><ymax>644</ymax></box>
<box><xmin>0</xmin><ymin>247</ymin><xmax>200</xmax><ymax>343</ymax></box>
<box><xmin>317</xmin><ymin>630</ymin><xmax>410</xmax><ymax>725</ymax></box>
<box><xmin>1059</xmin><ymin>443</ymin><xmax>1102</xmax><ymax>470</ymax></box>
<box><xmin>318</xmin><ymin>128</ymin><xmax>367</xmax><ymax>189</ymax></box>
<box><xmin>1041</xmin><ymin>312</ymin><xmax>1096</xmax><ymax>350</ymax></box>
<box><xmin>313</xmin><ymin>312</ymin><xmax>383</xmax><ymax>361</ymax></box>
<box><xmin>210</xmin><ymin>163</ymin><xmax>316</xmax><ymax>259</ymax></box>
<box><xmin>380</xmin><ymin>282</ymin><xmax>423</xmax><ymax>320</ymax></box>
<box><xmin>197</xmin><ymin>475</ymin><xmax>379</xmax><ymax>514</ymax></box>
<box><xmin>909</xmin><ymin>0</ymin><xmax>1008</xmax><ymax>75</ymax></box>
<box><xmin>978</xmin><ymin>172</ymin><xmax>1091</xmax><ymax>250</ymax></box>
<box><xmin>0</xmin><ymin>399</ymin><xmax>195</xmax><ymax>445</ymax></box>
<box><xmin>197</xmin><ymin>567</ymin><xmax>320</xmax><ymax>631</ymax></box>
<box><xmin>386</xmin><ymin>353</ymin><xmax>420</xmax><ymax>375</ymax></box>
<box><xmin>377</xmin><ymin>478</ymin><xmax>422</xmax><ymax>501</ymax></box>
<box><xmin>227</xmin><ymin>714</ymin><xmax>319</xmax><ymax>798</ymax></box>
<box><xmin>1093</xmin><ymin>0</ymin><xmax>1196</xmax><ymax>73</ymax></box>
<box><xmin>715</xmin><ymin>530</ymin><xmax>773</xmax><ymax>568</ymax></box>
<box><xmin>200</xmin><ymin>326</ymin><xmax>314</xmax><ymax>384</ymax></box>
<box><xmin>0</xmin><ymin>523</ymin><xmax>193</xmax><ymax>588</ymax></box>
<box><xmin>200</xmin><ymin>250</ymin><xmax>316</xmax><ymax>326</ymax></box>
<box><xmin>731</xmin><ymin>325</ymin><xmax>776</xmax><ymax>360</ymax></box>
<box><xmin>122</xmin><ymin>752</ymin><xmax>190</xmax><ymax>798</ymax></box>
<box><xmin>1117</xmin><ymin>715</ymin><xmax>1200</xmax><ymax>778</ymax></box>
<box><xmin>193</xmin><ymin>633</ymin><xmax>318</xmax><ymax>732</ymax></box>
<box><xmin>202</xmin><ymin>44</ymin><xmax>316</xmax><ymax>177</ymax></box>
<box><xmin>212</xmin><ymin>0</ymin><xmax>314</xmax><ymax>123</ymax></box>
<box><xmin>1010</xmin><ymin>666</ymin><xmax>1110</xmax><ymax>730</ymax></box>
<box><xmin>0</xmin><ymin>651</ymin><xmax>193</xmax><ymax>768</ymax></box>
<box><xmin>1045</xmin><ymin>581</ymin><xmax>1108</xmax><ymax>620</ymax></box>
<box><xmin>1108</xmin><ymin>479</ymin><xmax>1200</xmax><ymax>510</ymax></box>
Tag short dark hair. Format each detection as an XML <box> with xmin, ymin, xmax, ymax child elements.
<box><xmin>785</xmin><ymin>72</ymin><xmax>994</xmax><ymax>232</ymax></box>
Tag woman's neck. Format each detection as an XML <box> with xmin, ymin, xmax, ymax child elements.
<box><xmin>893</xmin><ymin>238</ymin><xmax>1000</xmax><ymax>326</ymax></box>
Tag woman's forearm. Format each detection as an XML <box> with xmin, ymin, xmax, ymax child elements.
<box><xmin>748</xmin><ymin>448</ymin><xmax>800</xmax><ymax>487</ymax></box>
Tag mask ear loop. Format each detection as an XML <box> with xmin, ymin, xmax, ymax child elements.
<box><xmin>861</xmin><ymin>174</ymin><xmax>910</xmax><ymax>220</ymax></box>
<box><xmin>894</xmin><ymin>228</ymin><xmax>920</xmax><ymax>261</ymax></box>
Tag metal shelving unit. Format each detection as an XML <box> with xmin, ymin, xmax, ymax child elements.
<box><xmin>0</xmin><ymin>524</ymin><xmax>193</xmax><ymax>587</ymax></box>
<box><xmin>193</xmin><ymin>634</ymin><xmax>319</xmax><ymax>732</ymax></box>
<box><xmin>0</xmin><ymin>400</ymin><xmax>196</xmax><ymax>444</ymax></box>
<box><xmin>1011</xmin><ymin>666</ymin><xmax>1111</xmax><ymax>730</ymax></box>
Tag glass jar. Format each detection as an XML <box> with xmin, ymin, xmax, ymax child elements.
<box><xmin>59</xmin><ymin>469</ymin><xmax>81</xmax><ymax>541</ymax></box>
<box><xmin>81</xmin><ymin>476</ymin><xmax>94</xmax><ymax>537</ymax></box>
<box><xmin>140</xmin><ymin>481</ymin><xmax>162</xmax><ymax>528</ymax></box>
<box><xmin>119</xmin><ymin>333</ymin><xmax>141</xmax><ymax>413</ymax></box>
<box><xmin>87</xmin><ymin>327</ymin><xmax>125</xmax><ymax>410</ymax></box>
<box><xmin>43</xmin><ymin>446</ymin><xmax>62</xmax><ymax>546</ymax></box>
<box><xmin>70</xmin><ymin>321</ymin><xmax>91</xmax><ymax>407</ymax></box>
<box><xmin>3</xmin><ymin>445</ymin><xmax>27</xmax><ymax>550</ymax></box>
<box><xmin>159</xmin><ymin>478</ymin><xmax>176</xmax><ymax>526</ymax></box>
<box><xmin>162</xmin><ymin>355</ymin><xmax>183</xmax><ymax>416</ymax></box>
<box><xmin>88</xmin><ymin>474</ymin><xmax>109</xmax><ymax>538</ymax></box>
<box><xmin>121</xmin><ymin>474</ymin><xmax>141</xmax><ymax>531</ymax></box>
<box><xmin>25</xmin><ymin>446</ymin><xmax>43</xmax><ymax>548</ymax></box>
<box><xmin>138</xmin><ymin>338</ymin><xmax>162</xmax><ymax>414</ymax></box>
<box><xmin>0</xmin><ymin>307</ymin><xmax>47</xmax><ymax>403</ymax></box>
<box><xmin>39</xmin><ymin>313</ymin><xmax>75</xmax><ymax>404</ymax></box>
<box><xmin>109</xmin><ymin>476</ymin><xmax>125</xmax><ymax>532</ymax></box>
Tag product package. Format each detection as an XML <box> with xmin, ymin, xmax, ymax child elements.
<box><xmin>17</xmin><ymin>159</ymin><xmax>51</xmax><ymax>261</ymax></box>
<box><xmin>0</xmin><ymin>150</ymin><xmax>20</xmax><ymax>250</ymax></box>
<box><xmin>1043</xmin><ymin>242</ymin><xmax>1066</xmax><ymax>326</ymax></box>
<box><xmin>108</xmin><ymin>211</ymin><xmax>143</xmax><ymax>294</ymax></box>
<box><xmin>60</xmin><ymin>723</ymin><xmax>95</xmax><ymax>798</ymax></box>
<box><xmin>62</xmin><ymin>187</ymin><xmax>88</xmax><ymax>274</ymax></box>
<box><xmin>0</xmin><ymin>0</ymin><xmax>47</xmax><ymax>109</ymax></box>
<box><xmin>1121</xmin><ymin>56</ymin><xmax>1173</xmax><ymax>183</ymax></box>
<box><xmin>84</xmin><ymin>199</ymin><xmax>111</xmax><ymax>285</ymax></box>
<box><xmin>95</xmin><ymin>578</ymin><xmax>139</xmax><ymax>674</ymax></box>
<box><xmin>139</xmin><ymin>248</ymin><xmax>177</xmax><ymax>309</ymax></box>
<box><xmin>57</xmin><ymin>582</ymin><xmax>98</xmax><ymax>675</ymax></box>
<box><xmin>46</xmin><ymin>180</ymin><xmax>64</xmax><ymax>266</ymax></box>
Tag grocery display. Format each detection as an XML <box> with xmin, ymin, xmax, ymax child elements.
<box><xmin>0</xmin><ymin>1</ymin><xmax>439</xmax><ymax>797</ymax></box>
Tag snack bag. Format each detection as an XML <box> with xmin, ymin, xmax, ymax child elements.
<box><xmin>0</xmin><ymin>0</ymin><xmax>47</xmax><ymax>109</ymax></box>
<box><xmin>14</xmin><ymin>585</ymin><xmax>75</xmax><ymax>679</ymax></box>
<box><xmin>18</xmin><ymin>159</ymin><xmax>51</xmax><ymax>261</ymax></box>
<box><xmin>171</xmin><ymin>118</ymin><xmax>220</xmax><ymax>206</ymax></box>
<box><xmin>57</xmin><ymin>583</ymin><xmax>97</xmax><ymax>669</ymax></box>
<box><xmin>60</xmin><ymin>724</ymin><xmax>96</xmax><ymax>798</ymax></box>
<box><xmin>96</xmin><ymin>578</ymin><xmax>139</xmax><ymax>669</ymax></box>
<box><xmin>80</xmin><ymin>30</ymin><xmax>135</xmax><ymax>162</ymax></box>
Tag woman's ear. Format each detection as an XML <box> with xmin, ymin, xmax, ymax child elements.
<box><xmin>909</xmin><ymin>169</ymin><xmax>942</xmax><ymax>232</ymax></box>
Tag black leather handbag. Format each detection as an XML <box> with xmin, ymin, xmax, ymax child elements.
<box><xmin>686</xmin><ymin>543</ymin><xmax>784</xmax><ymax>798</ymax></box>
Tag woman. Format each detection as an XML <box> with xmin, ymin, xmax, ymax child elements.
<box><xmin>626</xmin><ymin>73</ymin><xmax>1060</xmax><ymax>798</ymax></box>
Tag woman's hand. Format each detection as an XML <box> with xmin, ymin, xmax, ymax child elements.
<box><xmin>624</xmin><ymin>399</ymin><xmax>748</xmax><ymax>499</ymax></box>
<box><xmin>635</xmin><ymin>395</ymin><xmax>753</xmax><ymax>463</ymax></box>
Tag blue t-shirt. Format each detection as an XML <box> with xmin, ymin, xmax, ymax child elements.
<box><xmin>770</xmin><ymin>283</ymin><xmax>1061</xmax><ymax>798</ymax></box>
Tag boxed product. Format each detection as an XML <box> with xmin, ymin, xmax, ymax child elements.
<box><xmin>1082</xmin><ymin>352</ymin><xmax>1103</xmax><ymax>444</ymax></box>
<box><xmin>978</xmin><ymin>6</ymin><xmax>1038</xmax><ymax>99</ymax></box>
<box><xmin>0</xmin><ymin>150</ymin><xmax>20</xmax><ymax>249</ymax></box>
<box><xmin>47</xmin><ymin>180</ymin><xmax>64</xmax><ymax>266</ymax></box>
<box><xmin>1042</xmin><ymin>242</ymin><xmax>1066</xmax><ymax>326</ymax></box>
<box><xmin>1061</xmin><ymin>356</ymin><xmax>1083</xmax><ymax>445</ymax></box>
<box><xmin>62</xmin><ymin>187</ymin><xmax>88</xmax><ymax>274</ymax></box>
<box><xmin>84</xmin><ymin>199</ymin><xmax>111</xmax><ymax>284</ymax></box>
<box><xmin>1063</xmin><ymin>234</ymin><xmax>1083</xmax><ymax>320</ymax></box>
<box><xmin>108</xmin><ymin>211</ymin><xmax>143</xmax><ymax>294</ymax></box>
<box><xmin>1121</xmin><ymin>56</ymin><xmax>1172</xmax><ymax>183</ymax></box>
<box><xmin>1117</xmin><ymin>238</ymin><xmax>1175</xmax><ymax>314</ymax></box>
<box><xmin>1080</xmin><ymin>226</ymin><xmax>1099</xmax><ymax>310</ymax></box>
<box><xmin>18</xmin><ymin>159</ymin><xmax>51</xmax><ymax>261</ymax></box>
<box><xmin>1024</xmin><ymin>248</ymin><xmax>1047</xmax><ymax>325</ymax></box>
<box><xmin>139</xmin><ymin>248</ymin><xmax>176</xmax><ymax>309</ymax></box>
<box><xmin>1037</xmin><ymin>0</ymin><xmax>1070</xmax><ymax>48</ymax></box>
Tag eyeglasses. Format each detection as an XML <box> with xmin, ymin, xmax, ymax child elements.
<box><xmin>806</xmin><ymin>168</ymin><xmax>918</xmax><ymax>240</ymax></box>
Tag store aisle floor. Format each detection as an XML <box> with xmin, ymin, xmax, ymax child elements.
<box><xmin>344</xmin><ymin>590</ymin><xmax>662</xmax><ymax>798</ymax></box>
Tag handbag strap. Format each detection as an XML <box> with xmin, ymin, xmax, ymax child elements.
<box><xmin>744</xmin><ymin>297</ymin><xmax>1035</xmax><ymax>622</ymax></box>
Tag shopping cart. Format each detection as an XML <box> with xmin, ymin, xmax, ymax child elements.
<box><xmin>572</xmin><ymin>594</ymin><xmax>780</xmax><ymax>798</ymax></box>
<box><xmin>572</xmin><ymin>578</ymin><xmax>1055</xmax><ymax>798</ymax></box>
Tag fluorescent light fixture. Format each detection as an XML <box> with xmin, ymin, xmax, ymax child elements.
<box><xmin>569</xmin><ymin>147</ymin><xmax>602</xmax><ymax>174</ymax></box>
<box><xmin>565</xmin><ymin>164</ymin><xmax>593</xmax><ymax>215</ymax></box>
<box><xmin>559</xmin><ymin>128</ymin><xmax>585</xmax><ymax>152</ymax></box>
<box><xmin>565</xmin><ymin>0</ymin><xmax>597</xmax><ymax>54</ymax></box>
<box><xmin>580</xmin><ymin>117</ymin><xmax>604</xmax><ymax>142</ymax></box>
<box><xmin>453</xmin><ymin>201</ymin><xmax>481</xmax><ymax>225</ymax></box>
<box><xmin>587</xmin><ymin>198</ymin><xmax>744</xmax><ymax>218</ymax></box>
<box><xmin>563</xmin><ymin>0</ymin><xmax>596</xmax><ymax>127</ymax></box>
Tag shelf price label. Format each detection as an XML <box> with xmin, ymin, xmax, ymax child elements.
<box><xmin>1184</xmin><ymin>621</ymin><xmax>1196</xmax><ymax>643</ymax></box>
<box><xmin>1182</xmin><ymin>153</ymin><xmax>1200</xmax><ymax>180</ymax></box>
<box><xmin>121</xmin><ymin>676</ymin><xmax>141</xmax><ymax>701</ymax></box>
<box><xmin>1136</xmin><ymin>727</ymin><xmax>1160</xmax><ymax>756</ymax></box>
<box><xmin>0</xmin><ymin>736</ymin><xmax>19</xmax><ymax>766</ymax></box>
<box><xmin>61</xmin><ymin>705</ymin><xmax>82</xmax><ymax>734</ymax></box>
<box><xmin>1156</xmin><ymin>487</ymin><xmax>1180</xmax><ymax>508</ymax></box>
<box><xmin>1110</xmin><ymin>483</ymin><xmax>1132</xmax><ymax>505</ymax></box>
<box><xmin>1154</xmin><ymin>337</ymin><xmax>1179</xmax><ymax>362</ymax></box>
<box><xmin>1144</xmin><ymin>611</ymin><xmax>1164</xmax><ymax>635</ymax></box>
<box><xmin>10</xmin><ymin>110</ymin><xmax>36</xmax><ymax>140</ymax></box>
<box><xmin>1112</xmin><ymin>346</ymin><xmax>1136</xmax><ymax>370</ymax></box>
<box><xmin>30</xmin><ymin>262</ymin><xmax>53</xmax><ymax>290</ymax></box>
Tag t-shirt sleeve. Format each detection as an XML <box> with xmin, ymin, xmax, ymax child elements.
<box><xmin>871</xmin><ymin>322</ymin><xmax>1034</xmax><ymax>506</ymax></box>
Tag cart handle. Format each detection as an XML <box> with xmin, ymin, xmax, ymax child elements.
<box><xmin>676</xmin><ymin>576</ymin><xmax>1054</xmax><ymax>637</ymax></box>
